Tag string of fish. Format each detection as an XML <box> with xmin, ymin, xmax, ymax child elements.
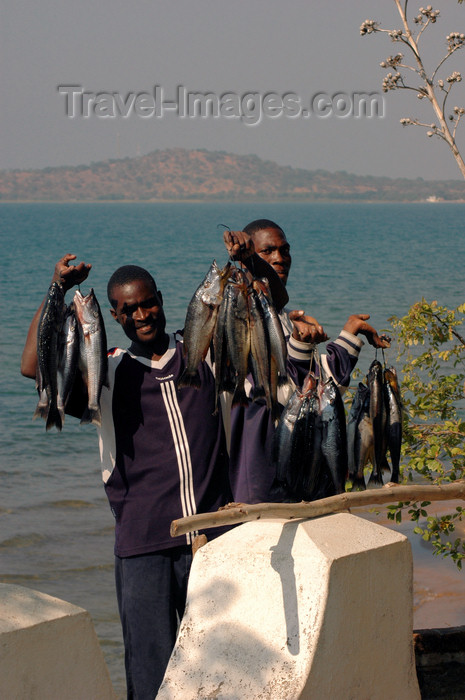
<box><xmin>34</xmin><ymin>281</ymin><xmax>108</xmax><ymax>431</ymax></box>
<box><xmin>272</xmin><ymin>349</ymin><xmax>348</xmax><ymax>501</ymax></box>
<box><xmin>177</xmin><ymin>254</ymin><xmax>288</xmax><ymax>418</ymax></box>
<box><xmin>347</xmin><ymin>353</ymin><xmax>403</xmax><ymax>491</ymax></box>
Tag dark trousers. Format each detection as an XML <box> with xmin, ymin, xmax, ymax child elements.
<box><xmin>115</xmin><ymin>546</ymin><xmax>193</xmax><ymax>700</ymax></box>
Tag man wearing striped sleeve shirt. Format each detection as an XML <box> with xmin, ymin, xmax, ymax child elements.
<box><xmin>225</xmin><ymin>219</ymin><xmax>390</xmax><ymax>505</ymax></box>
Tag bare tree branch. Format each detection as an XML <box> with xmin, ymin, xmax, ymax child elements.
<box><xmin>171</xmin><ymin>481</ymin><xmax>465</xmax><ymax>537</ymax></box>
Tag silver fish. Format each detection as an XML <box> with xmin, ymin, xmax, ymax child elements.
<box><xmin>34</xmin><ymin>281</ymin><xmax>65</xmax><ymax>431</ymax></box>
<box><xmin>57</xmin><ymin>303</ymin><xmax>79</xmax><ymax>424</ymax></box>
<box><xmin>273</xmin><ymin>372</ymin><xmax>321</xmax><ymax>499</ymax></box>
<box><xmin>247</xmin><ymin>285</ymin><xmax>272</xmax><ymax>410</ymax></box>
<box><xmin>73</xmin><ymin>288</ymin><xmax>108</xmax><ymax>426</ymax></box>
<box><xmin>224</xmin><ymin>274</ymin><xmax>250</xmax><ymax>407</ymax></box>
<box><xmin>319</xmin><ymin>377</ymin><xmax>348</xmax><ymax>495</ymax></box>
<box><xmin>178</xmin><ymin>260</ymin><xmax>232</xmax><ymax>389</ymax></box>
<box><xmin>347</xmin><ymin>382</ymin><xmax>372</xmax><ymax>491</ymax></box>
<box><xmin>212</xmin><ymin>285</ymin><xmax>234</xmax><ymax>409</ymax></box>
<box><xmin>367</xmin><ymin>359</ymin><xmax>387</xmax><ymax>485</ymax></box>
<box><xmin>253</xmin><ymin>278</ymin><xmax>288</xmax><ymax>389</ymax></box>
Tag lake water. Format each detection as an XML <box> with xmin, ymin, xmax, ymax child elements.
<box><xmin>1</xmin><ymin>201</ymin><xmax>464</xmax><ymax>698</ymax></box>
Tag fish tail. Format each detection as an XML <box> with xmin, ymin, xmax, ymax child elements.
<box><xmin>80</xmin><ymin>406</ymin><xmax>102</xmax><ymax>427</ymax></box>
<box><xmin>381</xmin><ymin>454</ymin><xmax>391</xmax><ymax>473</ymax></box>
<box><xmin>33</xmin><ymin>403</ymin><xmax>49</xmax><ymax>422</ymax></box>
<box><xmin>232</xmin><ymin>387</ymin><xmax>249</xmax><ymax>408</ymax></box>
<box><xmin>271</xmin><ymin>401</ymin><xmax>282</xmax><ymax>424</ymax></box>
<box><xmin>349</xmin><ymin>472</ymin><xmax>366</xmax><ymax>491</ymax></box>
<box><xmin>251</xmin><ymin>384</ymin><xmax>266</xmax><ymax>401</ymax></box>
<box><xmin>177</xmin><ymin>368</ymin><xmax>201</xmax><ymax>390</ymax></box>
<box><xmin>46</xmin><ymin>406</ymin><xmax>63</xmax><ymax>432</ymax></box>
<box><xmin>368</xmin><ymin>468</ymin><xmax>384</xmax><ymax>486</ymax></box>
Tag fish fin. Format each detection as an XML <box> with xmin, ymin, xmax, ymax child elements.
<box><xmin>80</xmin><ymin>406</ymin><xmax>102</xmax><ymax>427</ymax></box>
<box><xmin>177</xmin><ymin>369</ymin><xmax>201</xmax><ymax>390</ymax></box>
<box><xmin>46</xmin><ymin>406</ymin><xmax>63</xmax><ymax>432</ymax></box>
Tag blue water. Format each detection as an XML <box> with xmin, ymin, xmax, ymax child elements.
<box><xmin>1</xmin><ymin>202</ymin><xmax>464</xmax><ymax>697</ymax></box>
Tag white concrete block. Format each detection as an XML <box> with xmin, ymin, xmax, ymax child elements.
<box><xmin>158</xmin><ymin>513</ymin><xmax>420</xmax><ymax>700</ymax></box>
<box><xmin>0</xmin><ymin>584</ymin><xmax>116</xmax><ymax>700</ymax></box>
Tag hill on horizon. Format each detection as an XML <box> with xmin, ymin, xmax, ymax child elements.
<box><xmin>1</xmin><ymin>148</ymin><xmax>465</xmax><ymax>203</ymax></box>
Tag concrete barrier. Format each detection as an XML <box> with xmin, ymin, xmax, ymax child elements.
<box><xmin>0</xmin><ymin>583</ymin><xmax>116</xmax><ymax>700</ymax></box>
<box><xmin>158</xmin><ymin>513</ymin><xmax>420</xmax><ymax>699</ymax></box>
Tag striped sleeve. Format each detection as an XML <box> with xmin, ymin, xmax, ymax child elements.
<box><xmin>321</xmin><ymin>330</ymin><xmax>364</xmax><ymax>394</ymax></box>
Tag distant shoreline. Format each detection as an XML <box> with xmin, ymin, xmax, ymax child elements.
<box><xmin>1</xmin><ymin>198</ymin><xmax>465</xmax><ymax>205</ymax></box>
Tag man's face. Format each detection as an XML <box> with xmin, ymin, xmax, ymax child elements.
<box><xmin>110</xmin><ymin>279</ymin><xmax>166</xmax><ymax>347</ymax></box>
<box><xmin>252</xmin><ymin>227</ymin><xmax>292</xmax><ymax>286</ymax></box>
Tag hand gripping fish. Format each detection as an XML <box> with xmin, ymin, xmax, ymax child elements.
<box><xmin>73</xmin><ymin>289</ymin><xmax>109</xmax><ymax>427</ymax></box>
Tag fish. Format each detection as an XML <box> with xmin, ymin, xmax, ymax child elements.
<box><xmin>224</xmin><ymin>274</ymin><xmax>251</xmax><ymax>407</ymax></box>
<box><xmin>272</xmin><ymin>372</ymin><xmax>321</xmax><ymax>500</ymax></box>
<box><xmin>34</xmin><ymin>281</ymin><xmax>65</xmax><ymax>431</ymax></box>
<box><xmin>272</xmin><ymin>387</ymin><xmax>305</xmax><ymax>486</ymax></box>
<box><xmin>178</xmin><ymin>260</ymin><xmax>232</xmax><ymax>389</ymax></box>
<box><xmin>347</xmin><ymin>382</ymin><xmax>372</xmax><ymax>490</ymax></box>
<box><xmin>212</xmin><ymin>285</ymin><xmax>235</xmax><ymax>409</ymax></box>
<box><xmin>299</xmin><ymin>382</ymin><xmax>323</xmax><ymax>499</ymax></box>
<box><xmin>56</xmin><ymin>303</ymin><xmax>80</xmax><ymax>425</ymax></box>
<box><xmin>319</xmin><ymin>376</ymin><xmax>348</xmax><ymax>494</ymax></box>
<box><xmin>384</xmin><ymin>366</ymin><xmax>403</xmax><ymax>483</ymax></box>
<box><xmin>253</xmin><ymin>278</ymin><xmax>288</xmax><ymax>389</ymax></box>
<box><xmin>367</xmin><ymin>359</ymin><xmax>387</xmax><ymax>485</ymax></box>
<box><xmin>247</xmin><ymin>285</ymin><xmax>272</xmax><ymax>410</ymax></box>
<box><xmin>73</xmin><ymin>288</ymin><xmax>108</xmax><ymax>426</ymax></box>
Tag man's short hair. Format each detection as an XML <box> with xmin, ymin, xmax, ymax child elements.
<box><xmin>243</xmin><ymin>219</ymin><xmax>285</xmax><ymax>237</ymax></box>
<box><xmin>107</xmin><ymin>265</ymin><xmax>157</xmax><ymax>309</ymax></box>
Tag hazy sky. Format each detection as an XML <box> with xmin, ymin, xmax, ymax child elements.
<box><xmin>2</xmin><ymin>1</ymin><xmax>465</xmax><ymax>179</ymax></box>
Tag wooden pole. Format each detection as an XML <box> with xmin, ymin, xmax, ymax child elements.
<box><xmin>171</xmin><ymin>480</ymin><xmax>465</xmax><ymax>537</ymax></box>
